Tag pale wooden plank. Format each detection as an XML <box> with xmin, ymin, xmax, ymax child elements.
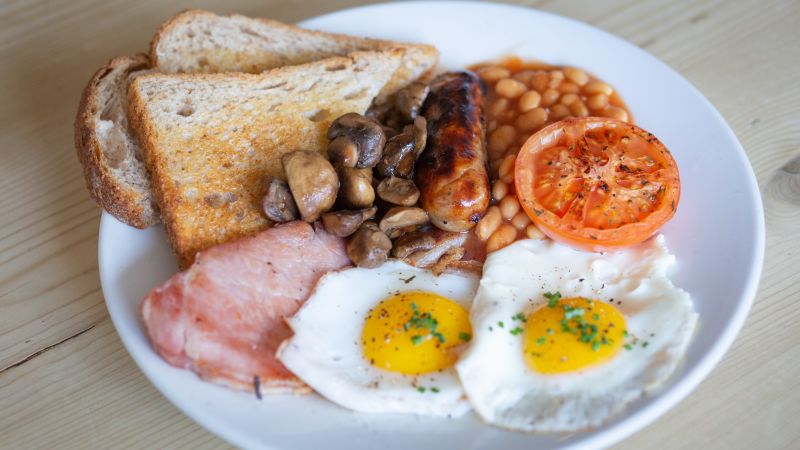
<box><xmin>0</xmin><ymin>318</ymin><xmax>233</xmax><ymax>449</ymax></box>
<box><xmin>0</xmin><ymin>0</ymin><xmax>797</xmax><ymax>448</ymax></box>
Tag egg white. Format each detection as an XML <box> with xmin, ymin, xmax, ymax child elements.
<box><xmin>278</xmin><ymin>260</ymin><xmax>479</xmax><ymax>417</ymax></box>
<box><xmin>455</xmin><ymin>235</ymin><xmax>697</xmax><ymax>432</ymax></box>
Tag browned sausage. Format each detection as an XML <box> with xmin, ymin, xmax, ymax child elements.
<box><xmin>416</xmin><ymin>72</ymin><xmax>490</xmax><ymax>232</ymax></box>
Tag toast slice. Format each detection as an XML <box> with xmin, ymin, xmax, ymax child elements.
<box><xmin>75</xmin><ymin>10</ymin><xmax>438</xmax><ymax>229</ymax></box>
<box><xmin>129</xmin><ymin>50</ymin><xmax>405</xmax><ymax>268</ymax></box>
<box><xmin>151</xmin><ymin>9</ymin><xmax>438</xmax><ymax>104</ymax></box>
<box><xmin>74</xmin><ymin>54</ymin><xmax>158</xmax><ymax>228</ymax></box>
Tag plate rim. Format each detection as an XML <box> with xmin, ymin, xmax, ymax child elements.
<box><xmin>98</xmin><ymin>2</ymin><xmax>766</xmax><ymax>449</ymax></box>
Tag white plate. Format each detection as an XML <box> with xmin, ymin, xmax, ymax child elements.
<box><xmin>98</xmin><ymin>2</ymin><xmax>765</xmax><ymax>449</ymax></box>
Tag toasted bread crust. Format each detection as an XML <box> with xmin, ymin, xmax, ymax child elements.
<box><xmin>127</xmin><ymin>80</ymin><xmax>198</xmax><ymax>268</ymax></box>
<box><xmin>74</xmin><ymin>54</ymin><xmax>157</xmax><ymax>229</ymax></box>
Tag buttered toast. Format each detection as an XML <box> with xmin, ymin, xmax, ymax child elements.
<box><xmin>128</xmin><ymin>50</ymin><xmax>412</xmax><ymax>268</ymax></box>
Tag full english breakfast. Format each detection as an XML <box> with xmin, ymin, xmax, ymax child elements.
<box><xmin>76</xmin><ymin>9</ymin><xmax>696</xmax><ymax>434</ymax></box>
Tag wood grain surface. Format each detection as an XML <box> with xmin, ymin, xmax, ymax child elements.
<box><xmin>0</xmin><ymin>0</ymin><xmax>797</xmax><ymax>448</ymax></box>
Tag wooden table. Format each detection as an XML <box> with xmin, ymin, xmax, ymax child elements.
<box><xmin>1</xmin><ymin>0</ymin><xmax>797</xmax><ymax>448</ymax></box>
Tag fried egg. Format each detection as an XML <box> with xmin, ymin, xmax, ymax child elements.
<box><xmin>278</xmin><ymin>260</ymin><xmax>478</xmax><ymax>416</ymax></box>
<box><xmin>456</xmin><ymin>235</ymin><xmax>697</xmax><ymax>432</ymax></box>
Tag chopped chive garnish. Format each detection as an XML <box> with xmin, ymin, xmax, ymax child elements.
<box><xmin>593</xmin><ymin>314</ymin><xmax>600</xmax><ymax>321</ymax></box>
<box><xmin>564</xmin><ymin>307</ymin><xmax>585</xmax><ymax>320</ymax></box>
<box><xmin>498</xmin><ymin>321</ymin><xmax>505</xmax><ymax>328</ymax></box>
<box><xmin>592</xmin><ymin>340</ymin><xmax>600</xmax><ymax>351</ymax></box>
<box><xmin>544</xmin><ymin>291</ymin><xmax>562</xmax><ymax>308</ymax></box>
<box><xmin>510</xmin><ymin>327</ymin><xmax>523</xmax><ymax>336</ymax></box>
<box><xmin>546</xmin><ymin>328</ymin><xmax>554</xmax><ymax>335</ymax></box>
<box><xmin>431</xmin><ymin>387</ymin><xmax>440</xmax><ymax>393</ymax></box>
<box><xmin>417</xmin><ymin>386</ymin><xmax>426</xmax><ymax>393</ymax></box>
<box><xmin>459</xmin><ymin>332</ymin><xmax>472</xmax><ymax>342</ymax></box>
<box><xmin>642</xmin><ymin>341</ymin><xmax>649</xmax><ymax>348</ymax></box>
<box><xmin>624</xmin><ymin>344</ymin><xmax>633</xmax><ymax>351</ymax></box>
<box><xmin>536</xmin><ymin>336</ymin><xmax>547</xmax><ymax>345</ymax></box>
<box><xmin>405</xmin><ymin>303</ymin><xmax>445</xmax><ymax>344</ymax></box>
<box><xmin>559</xmin><ymin>318</ymin><xmax>577</xmax><ymax>334</ymax></box>
<box><xmin>512</xmin><ymin>312</ymin><xmax>527</xmax><ymax>322</ymax></box>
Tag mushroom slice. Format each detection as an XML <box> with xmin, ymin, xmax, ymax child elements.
<box><xmin>346</xmin><ymin>221</ymin><xmax>392</xmax><ymax>268</ymax></box>
<box><xmin>430</xmin><ymin>246</ymin><xmax>466</xmax><ymax>276</ymax></box>
<box><xmin>282</xmin><ymin>150</ymin><xmax>339</xmax><ymax>222</ymax></box>
<box><xmin>365</xmin><ymin>101</ymin><xmax>392</xmax><ymax>124</ymax></box>
<box><xmin>376</xmin><ymin>177</ymin><xmax>420</xmax><ymax>206</ymax></box>
<box><xmin>375</xmin><ymin>132</ymin><xmax>416</xmax><ymax>179</ymax></box>
<box><xmin>444</xmin><ymin>259</ymin><xmax>484</xmax><ymax>275</ymax></box>
<box><xmin>381</xmin><ymin>125</ymin><xmax>400</xmax><ymax>139</ymax></box>
<box><xmin>327</xmin><ymin>113</ymin><xmax>386</xmax><ymax>168</ymax></box>
<box><xmin>396</xmin><ymin>81</ymin><xmax>430</xmax><ymax>123</ymax></box>
<box><xmin>379</xmin><ymin>206</ymin><xmax>429</xmax><ymax>239</ymax></box>
<box><xmin>261</xmin><ymin>176</ymin><xmax>298</xmax><ymax>222</ymax></box>
<box><xmin>327</xmin><ymin>136</ymin><xmax>359</xmax><ymax>168</ymax></box>
<box><xmin>321</xmin><ymin>207</ymin><xmax>377</xmax><ymax>237</ymax></box>
<box><xmin>403</xmin><ymin>231</ymin><xmax>468</xmax><ymax>268</ymax></box>
<box><xmin>391</xmin><ymin>231</ymin><xmax>437</xmax><ymax>258</ymax></box>
<box><xmin>410</xmin><ymin>116</ymin><xmax>428</xmax><ymax>157</ymax></box>
<box><xmin>338</xmin><ymin>167</ymin><xmax>375</xmax><ymax>209</ymax></box>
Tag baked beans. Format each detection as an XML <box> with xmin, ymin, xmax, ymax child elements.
<box><xmin>499</xmin><ymin>195</ymin><xmax>520</xmax><ymax>220</ymax></box>
<box><xmin>488</xmin><ymin>124</ymin><xmax>515</xmax><ymax>155</ymax></box>
<box><xmin>498</xmin><ymin>153</ymin><xmax>516</xmax><ymax>184</ymax></box>
<box><xmin>489</xmin><ymin>98</ymin><xmax>511</xmax><ymax>118</ymax></box>
<box><xmin>495</xmin><ymin>78</ymin><xmax>527</xmax><ymax>98</ymax></box>
<box><xmin>525</xmin><ymin>223</ymin><xmax>546</xmax><ymax>240</ymax></box>
<box><xmin>515</xmin><ymin>107</ymin><xmax>547</xmax><ymax>131</ymax></box>
<box><xmin>548</xmin><ymin>70</ymin><xmax>564</xmax><ymax>88</ymax></box>
<box><xmin>602</xmin><ymin>105</ymin><xmax>630</xmax><ymax>122</ymax></box>
<box><xmin>476</xmin><ymin>206</ymin><xmax>502</xmax><ymax>242</ymax></box>
<box><xmin>541</xmin><ymin>88</ymin><xmax>560</xmax><ymax>107</ymax></box>
<box><xmin>560</xmin><ymin>93</ymin><xmax>579</xmax><ymax>106</ymax></box>
<box><xmin>550</xmin><ymin>103</ymin><xmax>571</xmax><ymax>120</ymax></box>
<box><xmin>583</xmin><ymin>80</ymin><xmax>613</xmax><ymax>96</ymax></box>
<box><xmin>492</xmin><ymin>179</ymin><xmax>508</xmax><ymax>201</ymax></box>
<box><xmin>586</xmin><ymin>93</ymin><xmax>609</xmax><ymax>110</ymax></box>
<box><xmin>511</xmin><ymin>211</ymin><xmax>531</xmax><ymax>230</ymax></box>
<box><xmin>518</xmin><ymin>91</ymin><xmax>541</xmax><ymax>112</ymax></box>
<box><xmin>471</xmin><ymin>57</ymin><xmax>633</xmax><ymax>252</ymax></box>
<box><xmin>563</xmin><ymin>67</ymin><xmax>589</xmax><ymax>86</ymax></box>
<box><xmin>477</xmin><ymin>66</ymin><xmax>510</xmax><ymax>82</ymax></box>
<box><xmin>569</xmin><ymin>100</ymin><xmax>589</xmax><ymax>117</ymax></box>
<box><xmin>486</xmin><ymin>223</ymin><xmax>518</xmax><ymax>253</ymax></box>
<box><xmin>559</xmin><ymin>82</ymin><xmax>580</xmax><ymax>94</ymax></box>
<box><xmin>512</xmin><ymin>70</ymin><xmax>536</xmax><ymax>85</ymax></box>
<box><xmin>474</xmin><ymin>57</ymin><xmax>632</xmax><ymax>141</ymax></box>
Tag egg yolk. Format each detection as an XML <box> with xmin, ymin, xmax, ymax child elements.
<box><xmin>361</xmin><ymin>291</ymin><xmax>472</xmax><ymax>375</ymax></box>
<box><xmin>524</xmin><ymin>297</ymin><xmax>626</xmax><ymax>374</ymax></box>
